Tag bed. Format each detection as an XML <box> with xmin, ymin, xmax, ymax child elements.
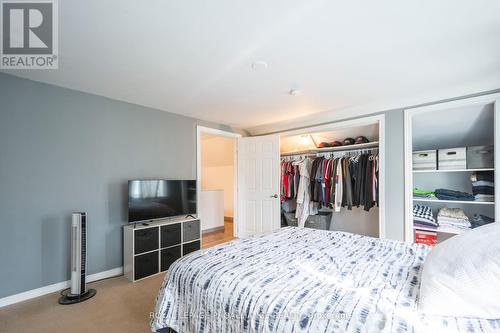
<box><xmin>151</xmin><ymin>227</ymin><xmax>500</xmax><ymax>332</ymax></box>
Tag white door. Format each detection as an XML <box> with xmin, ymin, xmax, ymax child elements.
<box><xmin>237</xmin><ymin>135</ymin><xmax>281</xmax><ymax>238</ymax></box>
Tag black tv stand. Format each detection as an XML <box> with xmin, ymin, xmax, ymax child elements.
<box><xmin>185</xmin><ymin>214</ymin><xmax>196</xmax><ymax>219</ymax></box>
<box><xmin>123</xmin><ymin>217</ymin><xmax>202</xmax><ymax>282</ymax></box>
<box><xmin>133</xmin><ymin>221</ymin><xmax>152</xmax><ymax>228</ymax></box>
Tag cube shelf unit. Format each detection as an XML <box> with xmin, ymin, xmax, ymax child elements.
<box><xmin>123</xmin><ymin>217</ymin><xmax>201</xmax><ymax>282</ymax></box>
<box><xmin>404</xmin><ymin>94</ymin><xmax>500</xmax><ymax>244</ymax></box>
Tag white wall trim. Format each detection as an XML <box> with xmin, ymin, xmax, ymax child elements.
<box><xmin>378</xmin><ymin>115</ymin><xmax>386</xmax><ymax>239</ymax></box>
<box><xmin>495</xmin><ymin>99</ymin><xmax>500</xmax><ymax>225</ymax></box>
<box><xmin>197</xmin><ymin>126</ymin><xmax>242</xmax><ymax>138</ymax></box>
<box><xmin>0</xmin><ymin>266</ymin><xmax>123</xmax><ymax>308</ymax></box>
<box><xmin>196</xmin><ymin>126</ymin><xmax>242</xmax><ymax>238</ymax></box>
<box><xmin>403</xmin><ymin>108</ymin><xmax>414</xmax><ymax>243</ymax></box>
<box><xmin>403</xmin><ymin>92</ymin><xmax>500</xmax><ymax>243</ymax></box>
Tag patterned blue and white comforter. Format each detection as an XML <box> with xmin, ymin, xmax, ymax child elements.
<box><xmin>151</xmin><ymin>227</ymin><xmax>500</xmax><ymax>333</ymax></box>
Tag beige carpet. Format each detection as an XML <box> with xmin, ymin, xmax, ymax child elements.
<box><xmin>0</xmin><ymin>225</ymin><xmax>236</xmax><ymax>333</ymax></box>
<box><xmin>0</xmin><ymin>273</ymin><xmax>166</xmax><ymax>333</ymax></box>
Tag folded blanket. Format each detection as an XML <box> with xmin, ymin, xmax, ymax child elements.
<box><xmin>437</xmin><ymin>207</ymin><xmax>468</xmax><ymax>220</ymax></box>
<box><xmin>413</xmin><ymin>204</ymin><xmax>435</xmax><ymax>223</ymax></box>
<box><xmin>435</xmin><ymin>189</ymin><xmax>474</xmax><ymax>201</ymax></box>
<box><xmin>438</xmin><ymin>216</ymin><xmax>469</xmax><ymax>224</ymax></box>
<box><xmin>438</xmin><ymin>221</ymin><xmax>471</xmax><ymax>229</ymax></box>
<box><xmin>414</xmin><ymin>219</ymin><xmax>438</xmax><ymax>227</ymax></box>
<box><xmin>472</xmin><ymin>180</ymin><xmax>494</xmax><ymax>187</ymax></box>
<box><xmin>436</xmin><ymin>211</ymin><xmax>471</xmax><ymax>228</ymax></box>
<box><xmin>472</xmin><ymin>186</ymin><xmax>495</xmax><ymax>195</ymax></box>
<box><xmin>438</xmin><ymin>218</ymin><xmax>471</xmax><ymax>226</ymax></box>
<box><xmin>475</xmin><ymin>194</ymin><xmax>494</xmax><ymax>202</ymax></box>
<box><xmin>438</xmin><ymin>226</ymin><xmax>470</xmax><ymax>233</ymax></box>
<box><xmin>414</xmin><ymin>222</ymin><xmax>438</xmax><ymax>230</ymax></box>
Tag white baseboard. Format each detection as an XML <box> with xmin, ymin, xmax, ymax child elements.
<box><xmin>202</xmin><ymin>226</ymin><xmax>225</xmax><ymax>234</ymax></box>
<box><xmin>0</xmin><ymin>266</ymin><xmax>123</xmax><ymax>308</ymax></box>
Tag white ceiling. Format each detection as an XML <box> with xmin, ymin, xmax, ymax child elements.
<box><xmin>4</xmin><ymin>0</ymin><xmax>500</xmax><ymax>131</ymax></box>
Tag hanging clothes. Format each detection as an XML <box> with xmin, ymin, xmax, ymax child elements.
<box><xmin>363</xmin><ymin>155</ymin><xmax>374</xmax><ymax>211</ymax></box>
<box><xmin>311</xmin><ymin>157</ymin><xmax>324</xmax><ymax>204</ymax></box>
<box><xmin>334</xmin><ymin>157</ymin><xmax>343</xmax><ymax>212</ymax></box>
<box><xmin>343</xmin><ymin>157</ymin><xmax>353</xmax><ymax>210</ymax></box>
<box><xmin>281</xmin><ymin>148</ymin><xmax>379</xmax><ymax>228</ymax></box>
<box><xmin>308</xmin><ymin>150</ymin><xmax>379</xmax><ymax>212</ymax></box>
<box><xmin>295</xmin><ymin>158</ymin><xmax>312</xmax><ymax>227</ymax></box>
<box><xmin>280</xmin><ymin>160</ymin><xmax>301</xmax><ymax>200</ymax></box>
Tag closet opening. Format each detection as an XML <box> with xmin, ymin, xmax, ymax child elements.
<box><xmin>196</xmin><ymin>126</ymin><xmax>241</xmax><ymax>246</ymax></box>
<box><xmin>404</xmin><ymin>95</ymin><xmax>500</xmax><ymax>245</ymax></box>
<box><xmin>278</xmin><ymin>115</ymin><xmax>385</xmax><ymax>238</ymax></box>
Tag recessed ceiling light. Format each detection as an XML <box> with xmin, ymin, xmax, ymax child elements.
<box><xmin>289</xmin><ymin>89</ymin><xmax>302</xmax><ymax>96</ymax></box>
<box><xmin>251</xmin><ymin>61</ymin><xmax>268</xmax><ymax>70</ymax></box>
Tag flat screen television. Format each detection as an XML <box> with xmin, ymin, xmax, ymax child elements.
<box><xmin>128</xmin><ymin>180</ymin><xmax>196</xmax><ymax>223</ymax></box>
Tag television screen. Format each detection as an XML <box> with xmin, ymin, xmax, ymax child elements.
<box><xmin>128</xmin><ymin>180</ymin><xmax>196</xmax><ymax>223</ymax></box>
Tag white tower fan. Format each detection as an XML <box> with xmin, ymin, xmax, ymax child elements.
<box><xmin>59</xmin><ymin>212</ymin><xmax>97</xmax><ymax>304</ymax></box>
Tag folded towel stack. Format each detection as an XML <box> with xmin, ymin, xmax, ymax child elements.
<box><xmin>413</xmin><ymin>204</ymin><xmax>438</xmax><ymax>229</ymax></box>
<box><xmin>471</xmin><ymin>171</ymin><xmax>494</xmax><ymax>202</ymax></box>
<box><xmin>437</xmin><ymin>207</ymin><xmax>471</xmax><ymax>233</ymax></box>
<box><xmin>434</xmin><ymin>188</ymin><xmax>474</xmax><ymax>201</ymax></box>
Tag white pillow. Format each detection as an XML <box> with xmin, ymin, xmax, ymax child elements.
<box><xmin>419</xmin><ymin>222</ymin><xmax>500</xmax><ymax>318</ymax></box>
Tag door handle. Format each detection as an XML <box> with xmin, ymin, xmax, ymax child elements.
<box><xmin>270</xmin><ymin>194</ymin><xmax>278</xmax><ymax>198</ymax></box>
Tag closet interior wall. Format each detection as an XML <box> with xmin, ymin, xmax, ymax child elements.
<box><xmin>280</xmin><ymin>122</ymin><xmax>381</xmax><ymax>238</ymax></box>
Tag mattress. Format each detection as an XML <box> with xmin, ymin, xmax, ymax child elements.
<box><xmin>151</xmin><ymin>227</ymin><xmax>500</xmax><ymax>332</ymax></box>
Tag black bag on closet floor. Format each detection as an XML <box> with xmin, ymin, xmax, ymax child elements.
<box><xmin>305</xmin><ymin>212</ymin><xmax>332</xmax><ymax>230</ymax></box>
<box><xmin>284</xmin><ymin>211</ymin><xmax>332</xmax><ymax>230</ymax></box>
<box><xmin>283</xmin><ymin>212</ymin><xmax>298</xmax><ymax>227</ymax></box>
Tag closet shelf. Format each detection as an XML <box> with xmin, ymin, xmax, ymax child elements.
<box><xmin>413</xmin><ymin>225</ymin><xmax>465</xmax><ymax>235</ymax></box>
<box><xmin>280</xmin><ymin>141</ymin><xmax>379</xmax><ymax>156</ymax></box>
<box><xmin>413</xmin><ymin>198</ymin><xmax>494</xmax><ymax>205</ymax></box>
<box><xmin>413</xmin><ymin>168</ymin><xmax>494</xmax><ymax>173</ymax></box>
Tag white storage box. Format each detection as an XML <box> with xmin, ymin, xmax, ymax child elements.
<box><xmin>438</xmin><ymin>147</ymin><xmax>466</xmax><ymax>170</ymax></box>
<box><xmin>467</xmin><ymin>145</ymin><xmax>494</xmax><ymax>169</ymax></box>
<box><xmin>413</xmin><ymin>150</ymin><xmax>437</xmax><ymax>170</ymax></box>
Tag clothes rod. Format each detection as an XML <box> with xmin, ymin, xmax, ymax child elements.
<box><xmin>280</xmin><ymin>141</ymin><xmax>379</xmax><ymax>156</ymax></box>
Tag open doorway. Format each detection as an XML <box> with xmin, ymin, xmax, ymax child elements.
<box><xmin>197</xmin><ymin>126</ymin><xmax>240</xmax><ymax>248</ymax></box>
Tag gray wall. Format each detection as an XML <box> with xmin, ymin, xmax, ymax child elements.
<box><xmin>0</xmin><ymin>73</ymin><xmax>232</xmax><ymax>298</ymax></box>
<box><xmin>330</xmin><ymin>208</ymin><xmax>379</xmax><ymax>237</ymax></box>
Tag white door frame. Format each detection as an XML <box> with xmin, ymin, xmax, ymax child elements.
<box><xmin>196</xmin><ymin>126</ymin><xmax>242</xmax><ymax>237</ymax></box>
<box><xmin>403</xmin><ymin>93</ymin><xmax>500</xmax><ymax>243</ymax></box>
<box><xmin>277</xmin><ymin>114</ymin><xmax>387</xmax><ymax>239</ymax></box>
